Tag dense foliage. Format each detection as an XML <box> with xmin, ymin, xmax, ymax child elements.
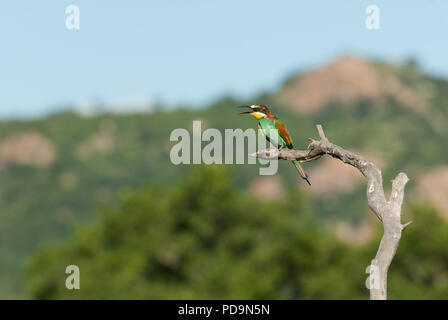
<box><xmin>26</xmin><ymin>167</ymin><xmax>448</xmax><ymax>299</ymax></box>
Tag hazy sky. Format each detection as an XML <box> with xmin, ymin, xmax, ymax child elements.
<box><xmin>1</xmin><ymin>1</ymin><xmax>447</xmax><ymax>118</ymax></box>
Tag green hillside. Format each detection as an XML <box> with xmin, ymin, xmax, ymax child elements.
<box><xmin>1</xmin><ymin>57</ymin><xmax>448</xmax><ymax>298</ymax></box>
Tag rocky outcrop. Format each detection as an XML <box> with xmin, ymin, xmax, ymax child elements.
<box><xmin>278</xmin><ymin>56</ymin><xmax>427</xmax><ymax>114</ymax></box>
<box><xmin>76</xmin><ymin>119</ymin><xmax>116</xmax><ymax>160</ymax></box>
<box><xmin>0</xmin><ymin>131</ymin><xmax>56</xmax><ymax>169</ymax></box>
<box><xmin>416</xmin><ymin>166</ymin><xmax>448</xmax><ymax>219</ymax></box>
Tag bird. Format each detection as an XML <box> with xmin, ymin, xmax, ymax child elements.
<box><xmin>239</xmin><ymin>104</ymin><xmax>311</xmax><ymax>185</ymax></box>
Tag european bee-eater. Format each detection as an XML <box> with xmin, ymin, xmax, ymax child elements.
<box><xmin>239</xmin><ymin>104</ymin><xmax>311</xmax><ymax>185</ymax></box>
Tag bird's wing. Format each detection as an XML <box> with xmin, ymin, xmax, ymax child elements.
<box><xmin>258</xmin><ymin>119</ymin><xmax>282</xmax><ymax>148</ymax></box>
<box><xmin>275</xmin><ymin>120</ymin><xmax>294</xmax><ymax>149</ymax></box>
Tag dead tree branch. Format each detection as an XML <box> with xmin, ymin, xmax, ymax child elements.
<box><xmin>252</xmin><ymin>124</ymin><xmax>410</xmax><ymax>300</ymax></box>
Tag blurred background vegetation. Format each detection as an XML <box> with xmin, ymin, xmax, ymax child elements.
<box><xmin>1</xmin><ymin>57</ymin><xmax>448</xmax><ymax>299</ymax></box>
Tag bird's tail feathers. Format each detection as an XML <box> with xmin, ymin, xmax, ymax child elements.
<box><xmin>291</xmin><ymin>160</ymin><xmax>311</xmax><ymax>186</ymax></box>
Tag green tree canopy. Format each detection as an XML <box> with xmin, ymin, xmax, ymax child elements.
<box><xmin>26</xmin><ymin>166</ymin><xmax>448</xmax><ymax>299</ymax></box>
<box><xmin>27</xmin><ymin>166</ymin><xmax>366</xmax><ymax>299</ymax></box>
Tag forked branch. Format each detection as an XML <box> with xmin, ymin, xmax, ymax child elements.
<box><xmin>252</xmin><ymin>124</ymin><xmax>411</xmax><ymax>300</ymax></box>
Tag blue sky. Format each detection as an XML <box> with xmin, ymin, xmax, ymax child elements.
<box><xmin>0</xmin><ymin>1</ymin><xmax>447</xmax><ymax>118</ymax></box>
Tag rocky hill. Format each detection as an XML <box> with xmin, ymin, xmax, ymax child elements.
<box><xmin>278</xmin><ymin>56</ymin><xmax>430</xmax><ymax>114</ymax></box>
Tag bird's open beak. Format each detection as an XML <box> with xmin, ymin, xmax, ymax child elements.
<box><xmin>238</xmin><ymin>106</ymin><xmax>252</xmax><ymax>114</ymax></box>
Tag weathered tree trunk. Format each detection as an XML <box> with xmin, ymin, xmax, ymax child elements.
<box><xmin>253</xmin><ymin>124</ymin><xmax>411</xmax><ymax>300</ymax></box>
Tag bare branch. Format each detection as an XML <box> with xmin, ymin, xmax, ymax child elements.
<box><xmin>251</xmin><ymin>148</ymin><xmax>324</xmax><ymax>162</ymax></box>
<box><xmin>401</xmin><ymin>220</ymin><xmax>413</xmax><ymax>230</ymax></box>
<box><xmin>316</xmin><ymin>124</ymin><xmax>328</xmax><ymax>141</ymax></box>
<box><xmin>252</xmin><ymin>124</ymin><xmax>410</xmax><ymax>300</ymax></box>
